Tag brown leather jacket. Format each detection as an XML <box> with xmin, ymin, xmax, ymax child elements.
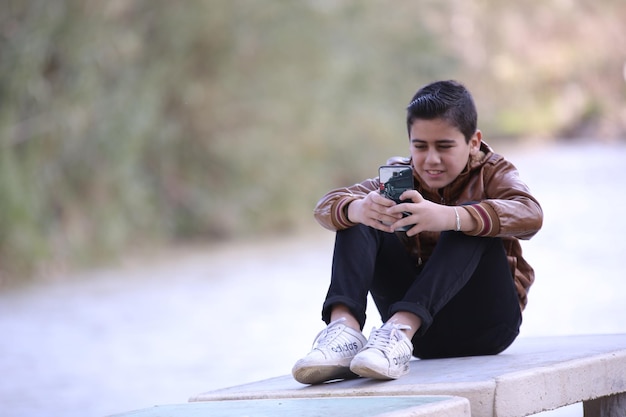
<box><xmin>313</xmin><ymin>142</ymin><xmax>543</xmax><ymax>311</ymax></box>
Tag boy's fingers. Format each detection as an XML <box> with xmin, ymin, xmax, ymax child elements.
<box><xmin>401</xmin><ymin>190</ymin><xmax>423</xmax><ymax>203</ymax></box>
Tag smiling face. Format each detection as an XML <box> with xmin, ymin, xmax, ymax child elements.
<box><xmin>409</xmin><ymin>118</ymin><xmax>481</xmax><ymax>189</ymax></box>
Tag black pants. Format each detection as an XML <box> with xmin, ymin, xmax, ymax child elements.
<box><xmin>321</xmin><ymin>224</ymin><xmax>522</xmax><ymax>359</ymax></box>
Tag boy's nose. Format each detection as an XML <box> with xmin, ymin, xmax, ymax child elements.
<box><xmin>425</xmin><ymin>149</ymin><xmax>440</xmax><ymax>164</ymax></box>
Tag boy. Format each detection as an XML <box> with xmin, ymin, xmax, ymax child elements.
<box><xmin>292</xmin><ymin>80</ymin><xmax>543</xmax><ymax>384</ymax></box>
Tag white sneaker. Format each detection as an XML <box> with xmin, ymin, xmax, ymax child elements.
<box><xmin>349</xmin><ymin>322</ymin><xmax>413</xmax><ymax>380</ymax></box>
<box><xmin>292</xmin><ymin>318</ymin><xmax>367</xmax><ymax>384</ymax></box>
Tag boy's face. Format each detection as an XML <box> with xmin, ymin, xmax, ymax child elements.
<box><xmin>409</xmin><ymin>118</ymin><xmax>481</xmax><ymax>190</ymax></box>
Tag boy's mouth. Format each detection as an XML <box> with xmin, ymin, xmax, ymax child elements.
<box><xmin>425</xmin><ymin>170</ymin><xmax>444</xmax><ymax>176</ymax></box>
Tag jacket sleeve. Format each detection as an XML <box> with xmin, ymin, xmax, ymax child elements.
<box><xmin>313</xmin><ymin>178</ymin><xmax>380</xmax><ymax>231</ymax></box>
<box><xmin>463</xmin><ymin>158</ymin><xmax>543</xmax><ymax>240</ymax></box>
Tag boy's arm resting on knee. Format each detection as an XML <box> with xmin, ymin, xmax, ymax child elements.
<box><xmin>464</xmin><ymin>159</ymin><xmax>543</xmax><ymax>239</ymax></box>
<box><xmin>462</xmin><ymin>199</ymin><xmax>542</xmax><ymax>239</ymax></box>
<box><xmin>313</xmin><ymin>178</ymin><xmax>380</xmax><ymax>231</ymax></box>
<box><xmin>455</xmin><ymin>206</ymin><xmax>477</xmax><ymax>232</ymax></box>
<box><xmin>314</xmin><ymin>196</ymin><xmax>360</xmax><ymax>231</ymax></box>
<box><xmin>461</xmin><ymin>203</ymin><xmax>500</xmax><ymax>236</ymax></box>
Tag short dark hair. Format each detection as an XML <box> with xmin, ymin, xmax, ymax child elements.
<box><xmin>406</xmin><ymin>80</ymin><xmax>477</xmax><ymax>143</ymax></box>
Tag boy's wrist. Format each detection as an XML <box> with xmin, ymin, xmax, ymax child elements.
<box><xmin>344</xmin><ymin>198</ymin><xmax>359</xmax><ymax>224</ymax></box>
<box><xmin>453</xmin><ymin>207</ymin><xmax>461</xmax><ymax>231</ymax></box>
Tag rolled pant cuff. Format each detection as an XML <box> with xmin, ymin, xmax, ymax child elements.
<box><xmin>388</xmin><ymin>301</ymin><xmax>433</xmax><ymax>336</ymax></box>
<box><xmin>322</xmin><ymin>295</ymin><xmax>367</xmax><ymax>330</ymax></box>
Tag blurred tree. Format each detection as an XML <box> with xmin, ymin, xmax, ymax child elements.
<box><xmin>0</xmin><ymin>0</ymin><xmax>624</xmax><ymax>283</ymax></box>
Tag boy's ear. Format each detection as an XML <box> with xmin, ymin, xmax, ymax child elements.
<box><xmin>470</xmin><ymin>130</ymin><xmax>482</xmax><ymax>155</ymax></box>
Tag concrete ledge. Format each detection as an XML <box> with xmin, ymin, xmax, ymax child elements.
<box><xmin>111</xmin><ymin>395</ymin><xmax>470</xmax><ymax>417</ymax></box>
<box><xmin>192</xmin><ymin>379</ymin><xmax>495</xmax><ymax>416</ymax></box>
<box><xmin>191</xmin><ymin>334</ymin><xmax>626</xmax><ymax>417</ymax></box>
<box><xmin>494</xmin><ymin>350</ymin><xmax>626</xmax><ymax>416</ymax></box>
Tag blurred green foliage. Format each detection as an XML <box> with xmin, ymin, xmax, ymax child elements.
<box><xmin>1</xmin><ymin>0</ymin><xmax>625</xmax><ymax>282</ymax></box>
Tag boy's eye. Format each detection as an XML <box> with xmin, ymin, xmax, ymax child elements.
<box><xmin>413</xmin><ymin>141</ymin><xmax>455</xmax><ymax>150</ymax></box>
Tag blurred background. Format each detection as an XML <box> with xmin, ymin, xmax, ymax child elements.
<box><xmin>1</xmin><ymin>0</ymin><xmax>625</xmax><ymax>282</ymax></box>
<box><xmin>1</xmin><ymin>1</ymin><xmax>625</xmax><ymax>416</ymax></box>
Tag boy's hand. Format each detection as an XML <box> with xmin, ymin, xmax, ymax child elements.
<box><xmin>387</xmin><ymin>190</ymin><xmax>456</xmax><ymax>236</ymax></box>
<box><xmin>347</xmin><ymin>191</ymin><xmax>402</xmax><ymax>233</ymax></box>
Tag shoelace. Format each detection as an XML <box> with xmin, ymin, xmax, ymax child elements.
<box><xmin>366</xmin><ymin>323</ymin><xmax>410</xmax><ymax>355</ymax></box>
<box><xmin>312</xmin><ymin>318</ymin><xmax>345</xmax><ymax>348</ymax></box>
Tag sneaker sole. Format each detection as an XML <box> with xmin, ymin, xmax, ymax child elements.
<box><xmin>292</xmin><ymin>360</ymin><xmax>358</xmax><ymax>385</ymax></box>
<box><xmin>349</xmin><ymin>356</ymin><xmax>408</xmax><ymax>380</ymax></box>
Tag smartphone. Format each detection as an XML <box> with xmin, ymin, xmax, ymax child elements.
<box><xmin>379</xmin><ymin>165</ymin><xmax>414</xmax><ymax>231</ymax></box>
<box><xmin>379</xmin><ymin>165</ymin><xmax>414</xmax><ymax>203</ymax></box>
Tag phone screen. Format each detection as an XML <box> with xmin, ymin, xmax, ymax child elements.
<box><xmin>379</xmin><ymin>165</ymin><xmax>413</xmax><ymax>203</ymax></box>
